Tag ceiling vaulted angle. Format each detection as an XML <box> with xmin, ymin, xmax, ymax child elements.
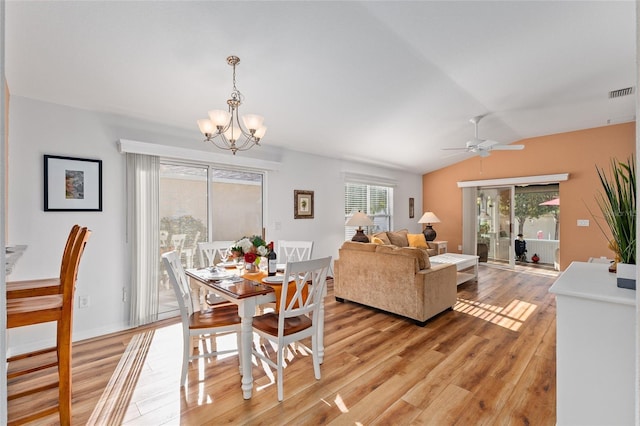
<box><xmin>197</xmin><ymin>56</ymin><xmax>267</xmax><ymax>155</ymax></box>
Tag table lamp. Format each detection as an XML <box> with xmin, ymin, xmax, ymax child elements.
<box><xmin>418</xmin><ymin>211</ymin><xmax>441</xmax><ymax>241</ymax></box>
<box><xmin>346</xmin><ymin>211</ymin><xmax>374</xmax><ymax>243</ymax></box>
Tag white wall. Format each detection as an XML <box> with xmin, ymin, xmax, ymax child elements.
<box><xmin>7</xmin><ymin>96</ymin><xmax>423</xmax><ymax>354</ymax></box>
<box><xmin>1</xmin><ymin>0</ymin><xmax>7</xmax><ymax>422</ymax></box>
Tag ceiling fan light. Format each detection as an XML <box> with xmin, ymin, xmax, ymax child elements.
<box><xmin>242</xmin><ymin>114</ymin><xmax>264</xmax><ymax>132</ymax></box>
<box><xmin>208</xmin><ymin>109</ymin><xmax>231</xmax><ymax>128</ymax></box>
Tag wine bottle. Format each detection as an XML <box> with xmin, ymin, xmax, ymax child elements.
<box><xmin>268</xmin><ymin>242</ymin><xmax>277</xmax><ymax>276</ymax></box>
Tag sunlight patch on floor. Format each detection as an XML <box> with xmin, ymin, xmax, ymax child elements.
<box><xmin>87</xmin><ymin>329</ymin><xmax>155</xmax><ymax>425</ymax></box>
<box><xmin>454</xmin><ymin>298</ymin><xmax>537</xmax><ymax>331</ymax></box>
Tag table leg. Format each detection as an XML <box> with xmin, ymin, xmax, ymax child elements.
<box><xmin>238</xmin><ymin>301</ymin><xmax>255</xmax><ymax>399</ymax></box>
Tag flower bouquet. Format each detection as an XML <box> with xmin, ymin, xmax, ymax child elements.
<box><xmin>231</xmin><ymin>235</ymin><xmax>271</xmax><ymax>272</ymax></box>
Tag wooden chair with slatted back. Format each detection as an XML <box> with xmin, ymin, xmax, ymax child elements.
<box><xmin>6</xmin><ymin>224</ymin><xmax>80</xmax><ymax>299</ymax></box>
<box><xmin>6</xmin><ymin>226</ymin><xmax>91</xmax><ymax>425</ymax></box>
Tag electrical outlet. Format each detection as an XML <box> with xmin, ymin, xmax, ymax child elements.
<box><xmin>122</xmin><ymin>288</ymin><xmax>127</xmax><ymax>302</ymax></box>
<box><xmin>458</xmin><ymin>245</ymin><xmax>462</xmax><ymax>251</ymax></box>
<box><xmin>78</xmin><ymin>295</ymin><xmax>90</xmax><ymax>309</ymax></box>
<box><xmin>577</xmin><ymin>219</ymin><xmax>590</xmax><ymax>227</ymax></box>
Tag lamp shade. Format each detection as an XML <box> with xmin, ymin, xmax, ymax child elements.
<box><xmin>418</xmin><ymin>212</ymin><xmax>441</xmax><ymax>224</ymax></box>
<box><xmin>346</xmin><ymin>211</ymin><xmax>374</xmax><ymax>227</ymax></box>
<box><xmin>197</xmin><ymin>119</ymin><xmax>215</xmax><ymax>136</ymax></box>
<box><xmin>242</xmin><ymin>114</ymin><xmax>265</xmax><ymax>132</ymax></box>
<box><xmin>208</xmin><ymin>109</ymin><xmax>231</xmax><ymax>127</ymax></box>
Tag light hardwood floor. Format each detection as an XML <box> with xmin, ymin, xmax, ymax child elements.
<box><xmin>8</xmin><ymin>264</ymin><xmax>558</xmax><ymax>425</ymax></box>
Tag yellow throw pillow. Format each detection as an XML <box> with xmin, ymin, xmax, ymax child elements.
<box><xmin>408</xmin><ymin>233</ymin><xmax>428</xmax><ymax>249</ymax></box>
<box><xmin>372</xmin><ymin>232</ymin><xmax>391</xmax><ymax>245</ymax></box>
<box><xmin>371</xmin><ymin>236</ymin><xmax>385</xmax><ymax>245</ymax></box>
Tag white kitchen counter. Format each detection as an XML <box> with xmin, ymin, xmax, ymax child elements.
<box><xmin>549</xmin><ymin>261</ymin><xmax>636</xmax><ymax>425</ymax></box>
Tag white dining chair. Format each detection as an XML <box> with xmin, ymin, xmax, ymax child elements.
<box><xmin>182</xmin><ymin>231</ymin><xmax>201</xmax><ymax>269</ymax></box>
<box><xmin>252</xmin><ymin>256</ymin><xmax>331</xmax><ymax>401</ymax></box>
<box><xmin>170</xmin><ymin>233</ymin><xmax>187</xmax><ymax>254</ymax></box>
<box><xmin>162</xmin><ymin>250</ymin><xmax>241</xmax><ymax>387</ymax></box>
<box><xmin>198</xmin><ymin>241</ymin><xmax>235</xmax><ymax>267</ymax></box>
<box><xmin>197</xmin><ymin>241</ymin><xmax>236</xmax><ymax>307</ymax></box>
<box><xmin>159</xmin><ymin>230</ymin><xmax>169</xmax><ymax>249</ymax></box>
<box><xmin>276</xmin><ymin>240</ymin><xmax>313</xmax><ymax>271</ymax></box>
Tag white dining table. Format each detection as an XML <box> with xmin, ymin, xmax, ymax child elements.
<box><xmin>185</xmin><ymin>268</ymin><xmax>276</xmax><ymax>399</ymax></box>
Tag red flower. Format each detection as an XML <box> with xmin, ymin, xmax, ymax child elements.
<box><xmin>244</xmin><ymin>252</ymin><xmax>257</xmax><ymax>264</ymax></box>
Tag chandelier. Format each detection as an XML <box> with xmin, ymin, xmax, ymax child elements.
<box><xmin>197</xmin><ymin>56</ymin><xmax>267</xmax><ymax>155</ymax></box>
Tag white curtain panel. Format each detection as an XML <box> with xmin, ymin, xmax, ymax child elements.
<box><xmin>461</xmin><ymin>186</ymin><xmax>478</xmax><ymax>255</ymax></box>
<box><xmin>126</xmin><ymin>153</ymin><xmax>160</xmax><ymax>327</ymax></box>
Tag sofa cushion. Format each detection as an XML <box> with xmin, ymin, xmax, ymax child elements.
<box><xmin>372</xmin><ymin>231</ymin><xmax>391</xmax><ymax>245</ymax></box>
<box><xmin>375</xmin><ymin>245</ymin><xmax>396</xmax><ymax>255</ymax></box>
<box><xmin>340</xmin><ymin>241</ymin><xmax>377</xmax><ymax>252</ymax></box>
<box><xmin>417</xmin><ymin>248</ymin><xmax>432</xmax><ymax>269</ymax></box>
<box><xmin>408</xmin><ymin>233</ymin><xmax>428</xmax><ymax>249</ymax></box>
<box><xmin>399</xmin><ymin>246</ymin><xmax>431</xmax><ymax>270</ymax></box>
<box><xmin>387</xmin><ymin>229</ymin><xmax>409</xmax><ymax>247</ymax></box>
<box><xmin>375</xmin><ymin>245</ymin><xmax>430</xmax><ymax>270</ymax></box>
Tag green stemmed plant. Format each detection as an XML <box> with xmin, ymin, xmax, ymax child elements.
<box><xmin>595</xmin><ymin>156</ymin><xmax>636</xmax><ymax>265</ymax></box>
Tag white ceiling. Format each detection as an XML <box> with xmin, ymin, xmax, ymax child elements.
<box><xmin>5</xmin><ymin>1</ymin><xmax>637</xmax><ymax>174</ymax></box>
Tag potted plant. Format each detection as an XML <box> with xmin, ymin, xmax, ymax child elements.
<box><xmin>594</xmin><ymin>155</ymin><xmax>636</xmax><ymax>289</ymax></box>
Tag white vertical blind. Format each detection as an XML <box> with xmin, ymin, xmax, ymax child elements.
<box><xmin>127</xmin><ymin>153</ymin><xmax>160</xmax><ymax>327</ymax></box>
<box><xmin>462</xmin><ymin>186</ymin><xmax>477</xmax><ymax>255</ymax></box>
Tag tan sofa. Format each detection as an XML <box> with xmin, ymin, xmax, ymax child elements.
<box><xmin>334</xmin><ymin>241</ymin><xmax>457</xmax><ymax>326</ymax></box>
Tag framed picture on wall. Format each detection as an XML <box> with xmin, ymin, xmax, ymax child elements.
<box><xmin>409</xmin><ymin>197</ymin><xmax>415</xmax><ymax>218</ymax></box>
<box><xmin>294</xmin><ymin>190</ymin><xmax>314</xmax><ymax>219</ymax></box>
<box><xmin>44</xmin><ymin>155</ymin><xmax>103</xmax><ymax>211</ymax></box>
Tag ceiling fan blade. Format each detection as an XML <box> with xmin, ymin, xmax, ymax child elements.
<box><xmin>490</xmin><ymin>144</ymin><xmax>525</xmax><ymax>151</ymax></box>
<box><xmin>477</xmin><ymin>139</ymin><xmax>499</xmax><ymax>149</ymax></box>
<box><xmin>441</xmin><ymin>147</ymin><xmax>469</xmax><ymax>151</ymax></box>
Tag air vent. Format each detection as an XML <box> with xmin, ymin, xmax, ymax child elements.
<box><xmin>609</xmin><ymin>87</ymin><xmax>635</xmax><ymax>99</ymax></box>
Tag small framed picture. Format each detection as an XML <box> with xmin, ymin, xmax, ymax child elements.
<box><xmin>44</xmin><ymin>155</ymin><xmax>103</xmax><ymax>211</ymax></box>
<box><xmin>294</xmin><ymin>190</ymin><xmax>314</xmax><ymax>219</ymax></box>
<box><xmin>409</xmin><ymin>197</ymin><xmax>415</xmax><ymax>218</ymax></box>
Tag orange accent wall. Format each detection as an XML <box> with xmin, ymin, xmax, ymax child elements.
<box><xmin>422</xmin><ymin>122</ymin><xmax>636</xmax><ymax>270</ymax></box>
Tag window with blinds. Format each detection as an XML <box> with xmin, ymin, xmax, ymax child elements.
<box><xmin>344</xmin><ymin>182</ymin><xmax>393</xmax><ymax>240</ymax></box>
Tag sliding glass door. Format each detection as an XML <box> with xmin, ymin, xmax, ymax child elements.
<box><xmin>157</xmin><ymin>163</ymin><xmax>264</xmax><ymax>319</ymax></box>
<box><xmin>210</xmin><ymin>169</ymin><xmax>264</xmax><ymax>241</ymax></box>
<box><xmin>158</xmin><ymin>163</ymin><xmax>208</xmax><ymax>318</ymax></box>
<box><xmin>477</xmin><ymin>186</ymin><xmax>514</xmax><ymax>267</ymax></box>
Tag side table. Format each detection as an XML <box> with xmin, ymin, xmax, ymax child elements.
<box><xmin>430</xmin><ymin>240</ymin><xmax>447</xmax><ymax>255</ymax></box>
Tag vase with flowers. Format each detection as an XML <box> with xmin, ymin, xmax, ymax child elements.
<box><xmin>593</xmin><ymin>156</ymin><xmax>636</xmax><ymax>289</ymax></box>
<box><xmin>231</xmin><ymin>235</ymin><xmax>270</xmax><ymax>273</ymax></box>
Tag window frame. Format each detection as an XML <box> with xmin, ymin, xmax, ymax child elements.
<box><xmin>344</xmin><ymin>181</ymin><xmax>394</xmax><ymax>240</ymax></box>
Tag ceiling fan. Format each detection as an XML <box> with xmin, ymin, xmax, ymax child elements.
<box><xmin>444</xmin><ymin>115</ymin><xmax>525</xmax><ymax>157</ymax></box>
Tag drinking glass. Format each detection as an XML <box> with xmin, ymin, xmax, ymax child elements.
<box><xmin>236</xmin><ymin>260</ymin><xmax>245</xmax><ymax>276</ymax></box>
<box><xmin>220</xmin><ymin>248</ymin><xmax>230</xmax><ymax>264</ymax></box>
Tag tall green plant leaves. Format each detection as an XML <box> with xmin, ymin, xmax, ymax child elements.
<box><xmin>595</xmin><ymin>156</ymin><xmax>636</xmax><ymax>264</ymax></box>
